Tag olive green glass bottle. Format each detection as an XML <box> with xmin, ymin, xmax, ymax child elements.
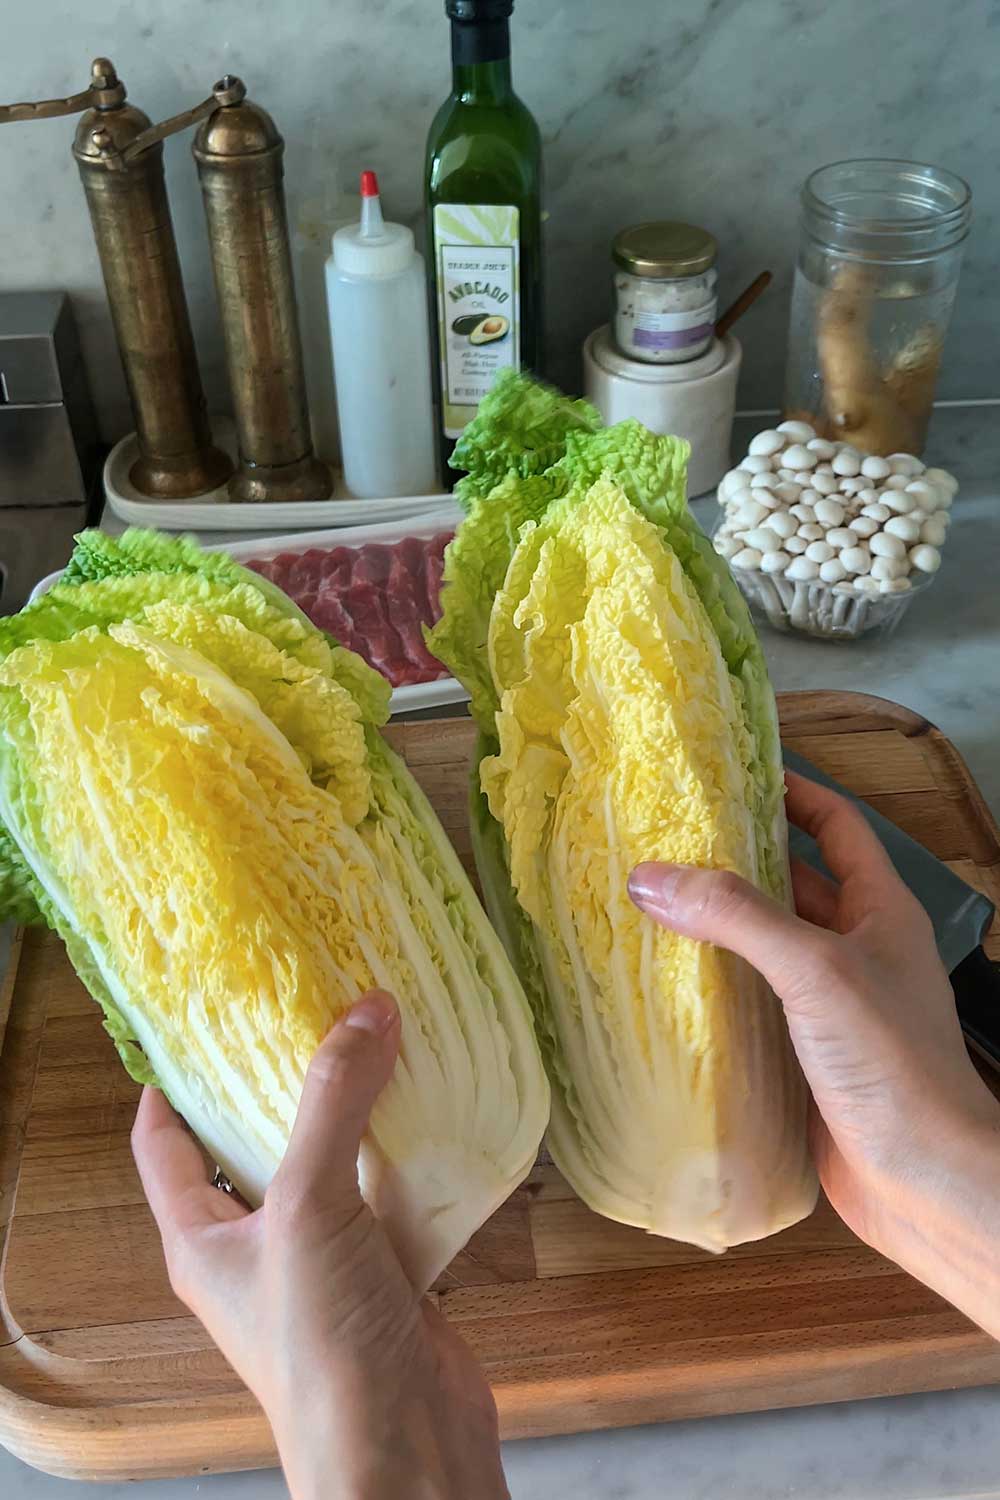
<box><xmin>425</xmin><ymin>0</ymin><xmax>543</xmax><ymax>473</ymax></box>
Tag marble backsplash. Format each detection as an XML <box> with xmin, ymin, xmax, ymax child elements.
<box><xmin>2</xmin><ymin>0</ymin><xmax>996</xmax><ymax>446</ymax></box>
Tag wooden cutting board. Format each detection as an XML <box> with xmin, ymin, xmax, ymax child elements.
<box><xmin>1</xmin><ymin>690</ymin><xmax>999</xmax><ymax>1482</ymax></box>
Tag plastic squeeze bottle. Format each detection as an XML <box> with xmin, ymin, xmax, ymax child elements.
<box><xmin>326</xmin><ymin>172</ymin><xmax>439</xmax><ymax>498</ymax></box>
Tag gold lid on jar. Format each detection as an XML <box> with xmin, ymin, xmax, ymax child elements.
<box><xmin>612</xmin><ymin>221</ymin><xmax>717</xmax><ymax>278</ymax></box>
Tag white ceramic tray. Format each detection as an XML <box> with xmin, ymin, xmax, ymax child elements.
<box><xmin>29</xmin><ymin>510</ymin><xmax>470</xmax><ymax>718</ymax></box>
<box><xmin>104</xmin><ymin>420</ymin><xmax>454</xmax><ymax>533</ymax></box>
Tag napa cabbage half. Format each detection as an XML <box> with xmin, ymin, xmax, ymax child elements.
<box><xmin>0</xmin><ymin>530</ymin><xmax>549</xmax><ymax>1291</ymax></box>
<box><xmin>430</xmin><ymin>377</ymin><xmax>816</xmax><ymax>1251</ymax></box>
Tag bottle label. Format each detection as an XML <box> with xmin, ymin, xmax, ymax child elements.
<box><xmin>434</xmin><ymin>205</ymin><xmax>519</xmax><ymax>438</ymax></box>
<box><xmin>632</xmin><ymin>307</ymin><xmax>715</xmax><ymax>352</ymax></box>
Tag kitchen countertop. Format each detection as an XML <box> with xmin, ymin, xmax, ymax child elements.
<box><xmin>2</xmin><ymin>402</ymin><xmax>999</xmax><ymax>1498</ymax></box>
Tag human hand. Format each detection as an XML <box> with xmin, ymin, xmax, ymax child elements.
<box><xmin>132</xmin><ymin>991</ymin><xmax>508</xmax><ymax>1500</ymax></box>
<box><xmin>628</xmin><ymin>772</ymin><xmax>1000</xmax><ymax>1324</ymax></box>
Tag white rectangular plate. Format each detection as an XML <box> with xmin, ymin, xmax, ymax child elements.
<box><xmin>28</xmin><ymin>509</ymin><xmax>471</xmax><ymax>717</ymax></box>
<box><xmin>104</xmin><ymin>423</ymin><xmax>455</xmax><ymax>534</ymax></box>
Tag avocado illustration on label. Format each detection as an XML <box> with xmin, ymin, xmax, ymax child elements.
<box><xmin>469</xmin><ymin>315</ymin><xmax>509</xmax><ymax>345</ymax></box>
<box><xmin>451</xmin><ymin>314</ymin><xmax>483</xmax><ymax>335</ymax></box>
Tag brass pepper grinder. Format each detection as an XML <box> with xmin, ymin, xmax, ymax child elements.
<box><xmin>193</xmin><ymin>78</ymin><xmax>332</xmax><ymax>503</ymax></box>
<box><xmin>0</xmin><ymin>60</ymin><xmax>232</xmax><ymax>500</ymax></box>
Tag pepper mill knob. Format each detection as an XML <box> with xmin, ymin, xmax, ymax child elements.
<box><xmin>91</xmin><ymin>58</ymin><xmax>118</xmax><ymax>87</ymax></box>
<box><xmin>212</xmin><ymin>75</ymin><xmax>246</xmax><ymax>107</ymax></box>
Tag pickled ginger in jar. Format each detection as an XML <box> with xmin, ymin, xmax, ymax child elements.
<box><xmin>782</xmin><ymin>159</ymin><xmax>971</xmax><ymax>456</ymax></box>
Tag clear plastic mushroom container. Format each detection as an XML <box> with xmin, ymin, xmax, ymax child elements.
<box><xmin>713</xmin><ymin>418</ymin><xmax>954</xmax><ymax>642</ymax></box>
<box><xmin>718</xmin><ymin>522</ymin><xmax>935</xmax><ymax>640</ymax></box>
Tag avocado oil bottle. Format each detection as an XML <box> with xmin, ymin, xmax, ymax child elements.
<box><xmin>425</xmin><ymin>0</ymin><xmax>543</xmax><ymax>474</ymax></box>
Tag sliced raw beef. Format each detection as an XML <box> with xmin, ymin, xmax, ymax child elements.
<box><xmin>318</xmin><ymin>546</ymin><xmax>355</xmax><ymax>591</ymax></box>
<box><xmin>340</xmin><ymin>580</ymin><xmax>412</xmax><ymax>686</ymax></box>
<box><xmin>287</xmin><ymin>550</ymin><xmax>327</xmax><ymax>596</ymax></box>
<box><xmin>243</xmin><ymin>530</ymin><xmax>456</xmax><ymax>689</ymax></box>
<box><xmin>350</xmin><ymin>543</ymin><xmax>393</xmax><ymax>587</ymax></box>
<box><xmin>397</xmin><ymin>535</ymin><xmax>432</xmax><ymax>620</ymax></box>
<box><xmin>425</xmin><ymin>548</ymin><xmax>446</xmax><ymax>624</ymax></box>
<box><xmin>385</xmin><ymin>550</ymin><xmax>448</xmax><ymax>680</ymax></box>
<box><xmin>310</xmin><ymin>589</ymin><xmax>364</xmax><ymax>656</ymax></box>
<box><xmin>245</xmin><ymin>556</ymin><xmax>281</xmax><ymax>583</ymax></box>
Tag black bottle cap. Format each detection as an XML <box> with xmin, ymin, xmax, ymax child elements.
<box><xmin>446</xmin><ymin>0</ymin><xmax>514</xmax><ymax>19</ymax></box>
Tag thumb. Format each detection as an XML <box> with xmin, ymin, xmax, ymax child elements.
<box><xmin>628</xmin><ymin>862</ymin><xmax>830</xmax><ymax>1001</ymax></box>
<box><xmin>272</xmin><ymin>990</ymin><xmax>401</xmax><ymax>1219</ymax></box>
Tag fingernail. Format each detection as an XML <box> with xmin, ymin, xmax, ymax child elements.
<box><xmin>628</xmin><ymin>862</ymin><xmax>681</xmax><ymax>913</ymax></box>
<box><xmin>344</xmin><ymin>990</ymin><xmax>398</xmax><ymax>1036</ymax></box>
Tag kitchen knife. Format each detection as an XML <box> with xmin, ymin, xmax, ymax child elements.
<box><xmin>784</xmin><ymin>748</ymin><xmax>1000</xmax><ymax>1067</ymax></box>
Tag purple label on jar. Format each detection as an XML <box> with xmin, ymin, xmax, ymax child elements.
<box><xmin>633</xmin><ymin>322</ymin><xmax>714</xmax><ymax>351</ymax></box>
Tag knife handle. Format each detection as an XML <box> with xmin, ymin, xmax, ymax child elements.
<box><xmin>952</xmin><ymin>946</ymin><xmax>1000</xmax><ymax>1071</ymax></box>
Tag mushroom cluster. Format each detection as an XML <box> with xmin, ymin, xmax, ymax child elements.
<box><xmin>714</xmin><ymin>420</ymin><xmax>956</xmax><ymax>596</ymax></box>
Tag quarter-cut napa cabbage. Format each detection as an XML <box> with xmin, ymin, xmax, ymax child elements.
<box><xmin>431</xmin><ymin>376</ymin><xmax>816</xmax><ymax>1252</ymax></box>
<box><xmin>0</xmin><ymin>531</ymin><xmax>549</xmax><ymax>1291</ymax></box>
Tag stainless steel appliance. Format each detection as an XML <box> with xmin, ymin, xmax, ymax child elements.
<box><xmin>0</xmin><ymin>291</ymin><xmax>102</xmax><ymax>612</ymax></box>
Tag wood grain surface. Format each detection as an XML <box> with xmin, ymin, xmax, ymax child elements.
<box><xmin>1</xmin><ymin>691</ymin><xmax>998</xmax><ymax>1481</ymax></box>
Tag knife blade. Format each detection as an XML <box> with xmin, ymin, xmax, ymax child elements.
<box><xmin>783</xmin><ymin>748</ymin><xmax>1000</xmax><ymax>1067</ymax></box>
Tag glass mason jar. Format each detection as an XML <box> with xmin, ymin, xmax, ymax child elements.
<box><xmin>783</xmin><ymin>160</ymin><xmax>971</xmax><ymax>455</ymax></box>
